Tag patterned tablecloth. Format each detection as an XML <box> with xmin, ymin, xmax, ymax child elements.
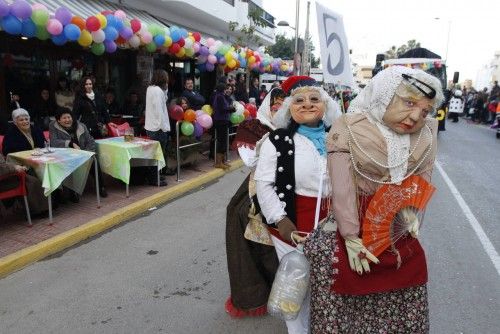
<box><xmin>95</xmin><ymin>137</ymin><xmax>165</xmax><ymax>184</ymax></box>
<box><xmin>7</xmin><ymin>148</ymin><xmax>95</xmax><ymax>196</ymax></box>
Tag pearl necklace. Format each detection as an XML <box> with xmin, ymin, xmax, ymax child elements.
<box><xmin>346</xmin><ymin>122</ymin><xmax>425</xmax><ymax>169</ymax></box>
<box><xmin>347</xmin><ymin>124</ymin><xmax>433</xmax><ymax>185</ymax></box>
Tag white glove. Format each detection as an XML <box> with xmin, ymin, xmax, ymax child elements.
<box><xmin>400</xmin><ymin>207</ymin><xmax>420</xmax><ymax>238</ymax></box>
<box><xmin>345</xmin><ymin>237</ymin><xmax>379</xmax><ymax>275</ymax></box>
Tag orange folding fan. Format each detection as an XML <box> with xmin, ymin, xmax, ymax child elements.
<box><xmin>362</xmin><ymin>175</ymin><xmax>436</xmax><ymax>257</ymax></box>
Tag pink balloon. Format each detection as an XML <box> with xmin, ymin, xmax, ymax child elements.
<box><xmin>46</xmin><ymin>19</ymin><xmax>63</xmax><ymax>35</ymax></box>
<box><xmin>193</xmin><ymin>42</ymin><xmax>200</xmax><ymax>53</ymax></box>
<box><xmin>207</xmin><ymin>54</ymin><xmax>217</xmax><ymax>64</ymax></box>
<box><xmin>32</xmin><ymin>3</ymin><xmax>48</xmax><ymax>11</ymax></box>
<box><xmin>114</xmin><ymin>10</ymin><xmax>126</xmax><ymax>20</ymax></box>
<box><xmin>198</xmin><ymin>114</ymin><xmax>213</xmax><ymax>129</ymax></box>
<box><xmin>206</xmin><ymin>37</ymin><xmax>215</xmax><ymax>47</ymax></box>
<box><xmin>140</xmin><ymin>31</ymin><xmax>152</xmax><ymax>44</ymax></box>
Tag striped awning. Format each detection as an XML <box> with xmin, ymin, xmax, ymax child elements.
<box><xmin>24</xmin><ymin>0</ymin><xmax>169</xmax><ymax>29</ymax></box>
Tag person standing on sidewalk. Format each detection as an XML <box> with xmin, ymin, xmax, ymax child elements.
<box><xmin>144</xmin><ymin>70</ymin><xmax>170</xmax><ymax>186</ymax></box>
<box><xmin>212</xmin><ymin>83</ymin><xmax>235</xmax><ymax>169</ymax></box>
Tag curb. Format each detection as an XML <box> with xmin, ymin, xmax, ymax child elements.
<box><xmin>0</xmin><ymin>160</ymin><xmax>244</xmax><ymax>278</ymax></box>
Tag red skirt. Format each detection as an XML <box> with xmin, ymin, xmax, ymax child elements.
<box><xmin>332</xmin><ymin>195</ymin><xmax>428</xmax><ymax>295</ymax></box>
<box><xmin>269</xmin><ymin>194</ymin><xmax>328</xmax><ymax>246</ymax></box>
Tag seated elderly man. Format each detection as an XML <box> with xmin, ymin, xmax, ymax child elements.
<box><xmin>0</xmin><ymin>153</ymin><xmax>48</xmax><ymax>219</ymax></box>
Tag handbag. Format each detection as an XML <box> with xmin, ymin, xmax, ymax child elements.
<box><xmin>244</xmin><ymin>203</ymin><xmax>274</xmax><ymax>246</ymax></box>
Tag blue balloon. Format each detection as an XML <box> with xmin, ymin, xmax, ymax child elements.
<box><xmin>21</xmin><ymin>19</ymin><xmax>36</xmax><ymax>38</ymax></box>
<box><xmin>2</xmin><ymin>14</ymin><xmax>22</xmax><ymax>35</ymax></box>
<box><xmin>239</xmin><ymin>59</ymin><xmax>247</xmax><ymax>68</ymax></box>
<box><xmin>63</xmin><ymin>23</ymin><xmax>81</xmax><ymax>41</ymax></box>
<box><xmin>105</xmin><ymin>14</ymin><xmax>116</xmax><ymax>28</ymax></box>
<box><xmin>113</xmin><ymin>18</ymin><xmax>124</xmax><ymax>31</ymax></box>
<box><xmin>103</xmin><ymin>26</ymin><xmax>118</xmax><ymax>41</ymax></box>
<box><xmin>153</xmin><ymin>34</ymin><xmax>165</xmax><ymax>46</ymax></box>
<box><xmin>51</xmin><ymin>33</ymin><xmax>67</xmax><ymax>45</ymax></box>
<box><xmin>170</xmin><ymin>29</ymin><xmax>181</xmax><ymax>43</ymax></box>
<box><xmin>104</xmin><ymin>40</ymin><xmax>117</xmax><ymax>53</ymax></box>
<box><xmin>179</xmin><ymin>28</ymin><xmax>188</xmax><ymax>38</ymax></box>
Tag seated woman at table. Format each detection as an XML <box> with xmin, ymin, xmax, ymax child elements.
<box><xmin>2</xmin><ymin>108</ymin><xmax>45</xmax><ymax>157</ymax></box>
<box><xmin>49</xmin><ymin>107</ymin><xmax>108</xmax><ymax>199</ymax></box>
<box><xmin>0</xmin><ymin>153</ymin><xmax>49</xmax><ymax>219</ymax></box>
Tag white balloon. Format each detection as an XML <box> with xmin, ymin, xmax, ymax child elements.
<box><xmin>91</xmin><ymin>30</ymin><xmax>105</xmax><ymax>43</ymax></box>
<box><xmin>129</xmin><ymin>35</ymin><xmax>140</xmax><ymax>48</ymax></box>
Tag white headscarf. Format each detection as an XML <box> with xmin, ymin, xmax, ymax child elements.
<box><xmin>256</xmin><ymin>87</ymin><xmax>279</xmax><ymax>130</ymax></box>
<box><xmin>347</xmin><ymin>66</ymin><xmax>442</xmax><ymax>183</ymax></box>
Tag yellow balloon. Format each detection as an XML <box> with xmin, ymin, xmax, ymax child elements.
<box><xmin>175</xmin><ymin>48</ymin><xmax>186</xmax><ymax>58</ymax></box>
<box><xmin>163</xmin><ymin>36</ymin><xmax>172</xmax><ymax>47</ymax></box>
<box><xmin>225</xmin><ymin>52</ymin><xmax>233</xmax><ymax>62</ymax></box>
<box><xmin>201</xmin><ymin>104</ymin><xmax>213</xmax><ymax>115</ymax></box>
<box><xmin>228</xmin><ymin>59</ymin><xmax>237</xmax><ymax>68</ymax></box>
<box><xmin>78</xmin><ymin>29</ymin><xmax>92</xmax><ymax>47</ymax></box>
<box><xmin>95</xmin><ymin>13</ymin><xmax>107</xmax><ymax>29</ymax></box>
<box><xmin>185</xmin><ymin>48</ymin><xmax>194</xmax><ymax>57</ymax></box>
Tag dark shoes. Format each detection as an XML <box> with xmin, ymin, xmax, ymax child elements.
<box><xmin>161</xmin><ymin>168</ymin><xmax>176</xmax><ymax>176</ymax></box>
<box><xmin>147</xmin><ymin>174</ymin><xmax>167</xmax><ymax>186</ymax></box>
<box><xmin>68</xmin><ymin>191</ymin><xmax>80</xmax><ymax>203</ymax></box>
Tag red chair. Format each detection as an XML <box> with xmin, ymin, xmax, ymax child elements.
<box><xmin>0</xmin><ymin>135</ymin><xmax>4</xmax><ymax>153</ymax></box>
<box><xmin>0</xmin><ymin>171</ymin><xmax>32</xmax><ymax>225</ymax></box>
<box><xmin>107</xmin><ymin>122</ymin><xmax>131</xmax><ymax>137</ymax></box>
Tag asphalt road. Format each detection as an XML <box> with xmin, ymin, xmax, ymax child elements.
<box><xmin>0</xmin><ymin>118</ymin><xmax>499</xmax><ymax>334</ymax></box>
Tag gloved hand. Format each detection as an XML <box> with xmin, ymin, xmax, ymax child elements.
<box><xmin>277</xmin><ymin>216</ymin><xmax>295</xmax><ymax>243</ymax></box>
<box><xmin>345</xmin><ymin>237</ymin><xmax>379</xmax><ymax>275</ymax></box>
<box><xmin>400</xmin><ymin>207</ymin><xmax>420</xmax><ymax>238</ymax></box>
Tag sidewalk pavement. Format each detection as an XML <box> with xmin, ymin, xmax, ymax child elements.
<box><xmin>0</xmin><ymin>152</ymin><xmax>243</xmax><ymax>278</ymax></box>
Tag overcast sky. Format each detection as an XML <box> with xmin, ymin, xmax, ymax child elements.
<box><xmin>263</xmin><ymin>0</ymin><xmax>500</xmax><ymax>84</ymax></box>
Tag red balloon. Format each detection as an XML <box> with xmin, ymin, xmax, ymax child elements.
<box><xmin>177</xmin><ymin>37</ymin><xmax>185</xmax><ymax>47</ymax></box>
<box><xmin>245</xmin><ymin>103</ymin><xmax>257</xmax><ymax>118</ymax></box>
<box><xmin>130</xmin><ymin>18</ymin><xmax>141</xmax><ymax>33</ymax></box>
<box><xmin>192</xmin><ymin>32</ymin><xmax>201</xmax><ymax>42</ymax></box>
<box><xmin>169</xmin><ymin>105</ymin><xmax>184</xmax><ymax>121</ymax></box>
<box><xmin>86</xmin><ymin>16</ymin><xmax>100</xmax><ymax>32</ymax></box>
<box><xmin>169</xmin><ymin>43</ymin><xmax>180</xmax><ymax>54</ymax></box>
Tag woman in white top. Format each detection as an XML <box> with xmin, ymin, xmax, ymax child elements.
<box><xmin>254</xmin><ymin>75</ymin><xmax>341</xmax><ymax>334</ymax></box>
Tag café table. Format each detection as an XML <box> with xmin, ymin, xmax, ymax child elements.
<box><xmin>7</xmin><ymin>148</ymin><xmax>100</xmax><ymax>224</ymax></box>
<box><xmin>95</xmin><ymin>137</ymin><xmax>165</xmax><ymax>197</ymax></box>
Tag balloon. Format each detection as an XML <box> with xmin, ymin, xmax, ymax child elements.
<box><xmin>103</xmin><ymin>26</ymin><xmax>118</xmax><ymax>41</ymax></box>
<box><xmin>128</xmin><ymin>35</ymin><xmax>140</xmax><ymax>48</ymax></box>
<box><xmin>205</xmin><ymin>62</ymin><xmax>215</xmax><ymax>72</ymax></box>
<box><xmin>180</xmin><ymin>121</ymin><xmax>194</xmax><ymax>136</ymax></box>
<box><xmin>230</xmin><ymin>112</ymin><xmax>241</xmax><ymax>124</ymax></box>
<box><xmin>51</xmin><ymin>33</ymin><xmax>67</xmax><ymax>45</ymax></box>
<box><xmin>55</xmin><ymin>7</ymin><xmax>72</xmax><ymax>25</ymax></box>
<box><xmin>170</xmin><ymin>29</ymin><xmax>181</xmax><ymax>42</ymax></box>
<box><xmin>91</xmin><ymin>43</ymin><xmax>105</xmax><ymax>55</ymax></box>
<box><xmin>233</xmin><ymin>102</ymin><xmax>244</xmax><ymax>115</ymax></box>
<box><xmin>105</xmin><ymin>14</ymin><xmax>116</xmax><ymax>28</ymax></box>
<box><xmin>184</xmin><ymin>109</ymin><xmax>196</xmax><ymax>122</ymax></box>
<box><xmin>243</xmin><ymin>109</ymin><xmax>250</xmax><ymax>119</ymax></box>
<box><xmin>31</xmin><ymin>9</ymin><xmax>49</xmax><ymax>26</ymax></box>
<box><xmin>206</xmin><ymin>37</ymin><xmax>215</xmax><ymax>47</ymax></box>
<box><xmin>95</xmin><ymin>13</ymin><xmax>107</xmax><ymax>29</ymax></box>
<box><xmin>63</xmin><ymin>23</ymin><xmax>80</xmax><ymax>41</ymax></box>
<box><xmin>195</xmin><ymin>110</ymin><xmax>204</xmax><ymax>118</ymax></box>
<box><xmin>46</xmin><ymin>18</ymin><xmax>63</xmax><ymax>35</ymax></box>
<box><xmin>119</xmin><ymin>26</ymin><xmax>133</xmax><ymax>39</ymax></box>
<box><xmin>199</xmin><ymin>46</ymin><xmax>209</xmax><ymax>56</ymax></box>
<box><xmin>153</xmin><ymin>34</ymin><xmax>165</xmax><ymax>46</ymax></box>
<box><xmin>86</xmin><ymin>16</ymin><xmax>100</xmax><ymax>32</ymax></box>
<box><xmin>193</xmin><ymin>121</ymin><xmax>203</xmax><ymax>138</ymax></box>
<box><xmin>146</xmin><ymin>42</ymin><xmax>156</xmax><ymax>53</ymax></box>
<box><xmin>245</xmin><ymin>103</ymin><xmax>257</xmax><ymax>118</ymax></box>
<box><xmin>201</xmin><ymin>104</ymin><xmax>213</xmax><ymax>116</ymax></box>
<box><xmin>114</xmin><ymin>10</ymin><xmax>126</xmax><ymax>20</ymax></box>
<box><xmin>193</xmin><ymin>42</ymin><xmax>200</xmax><ymax>53</ymax></box>
<box><xmin>31</xmin><ymin>3</ymin><xmax>47</xmax><ymax>11</ymax></box>
<box><xmin>0</xmin><ymin>0</ymin><xmax>9</xmax><ymax>17</ymax></box>
<box><xmin>192</xmin><ymin>31</ymin><xmax>201</xmax><ymax>42</ymax></box>
<box><xmin>197</xmin><ymin>114</ymin><xmax>213</xmax><ymax>129</ymax></box>
<box><xmin>163</xmin><ymin>36</ymin><xmax>172</xmax><ymax>47</ymax></box>
<box><xmin>11</xmin><ymin>0</ymin><xmax>31</xmax><ymax>20</ymax></box>
<box><xmin>169</xmin><ymin>105</ymin><xmax>184</xmax><ymax>121</ymax></box>
<box><xmin>141</xmin><ymin>31</ymin><xmax>152</xmax><ymax>44</ymax></box>
<box><xmin>175</xmin><ymin>47</ymin><xmax>185</xmax><ymax>58</ymax></box>
<box><xmin>2</xmin><ymin>14</ymin><xmax>22</xmax><ymax>34</ymax></box>
<box><xmin>35</xmin><ymin>26</ymin><xmax>50</xmax><ymax>40</ymax></box>
<box><xmin>169</xmin><ymin>43</ymin><xmax>180</xmax><ymax>54</ymax></box>
<box><xmin>70</xmin><ymin>16</ymin><xmax>85</xmax><ymax>30</ymax></box>
<box><xmin>227</xmin><ymin>59</ymin><xmax>237</xmax><ymax>69</ymax></box>
<box><xmin>104</xmin><ymin>40</ymin><xmax>117</xmax><ymax>53</ymax></box>
<box><xmin>130</xmin><ymin>18</ymin><xmax>141</xmax><ymax>33</ymax></box>
<box><xmin>185</xmin><ymin>48</ymin><xmax>194</xmax><ymax>57</ymax></box>
<box><xmin>91</xmin><ymin>29</ymin><xmax>105</xmax><ymax>43</ymax></box>
<box><xmin>21</xmin><ymin>19</ymin><xmax>36</xmax><ymax>38</ymax></box>
<box><xmin>77</xmin><ymin>29</ymin><xmax>92</xmax><ymax>47</ymax></box>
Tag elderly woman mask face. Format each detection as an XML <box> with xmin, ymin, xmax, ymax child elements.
<box><xmin>289</xmin><ymin>88</ymin><xmax>325</xmax><ymax>127</ymax></box>
<box><xmin>382</xmin><ymin>94</ymin><xmax>433</xmax><ymax>134</ymax></box>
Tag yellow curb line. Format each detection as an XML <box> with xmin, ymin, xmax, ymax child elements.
<box><xmin>0</xmin><ymin>160</ymin><xmax>244</xmax><ymax>278</ymax></box>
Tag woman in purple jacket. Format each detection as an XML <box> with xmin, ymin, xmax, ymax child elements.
<box><xmin>212</xmin><ymin>83</ymin><xmax>235</xmax><ymax>169</ymax></box>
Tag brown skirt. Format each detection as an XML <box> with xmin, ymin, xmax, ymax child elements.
<box><xmin>304</xmin><ymin>227</ymin><xmax>429</xmax><ymax>334</ymax></box>
<box><xmin>225</xmin><ymin>174</ymin><xmax>279</xmax><ymax>310</ymax></box>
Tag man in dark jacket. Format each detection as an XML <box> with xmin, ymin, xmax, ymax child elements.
<box><xmin>181</xmin><ymin>78</ymin><xmax>205</xmax><ymax>110</ymax></box>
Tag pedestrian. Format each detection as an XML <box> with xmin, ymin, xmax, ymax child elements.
<box><xmin>55</xmin><ymin>77</ymin><xmax>75</xmax><ymax>111</ymax></box>
<box><xmin>254</xmin><ymin>75</ymin><xmax>341</xmax><ymax>333</ymax></box>
<box><xmin>321</xmin><ymin>66</ymin><xmax>443</xmax><ymax>333</ymax></box>
<box><xmin>249</xmin><ymin>77</ymin><xmax>261</xmax><ymax>106</ymax></box>
<box><xmin>32</xmin><ymin>88</ymin><xmax>57</xmax><ymax>130</ymax></box>
<box><xmin>72</xmin><ymin>76</ymin><xmax>109</xmax><ymax>139</ymax></box>
<box><xmin>234</xmin><ymin>73</ymin><xmax>249</xmax><ymax>103</ymax></box>
<box><xmin>144</xmin><ymin>69</ymin><xmax>170</xmax><ymax>186</ymax></box>
<box><xmin>211</xmin><ymin>83</ymin><xmax>235</xmax><ymax>169</ymax></box>
<box><xmin>448</xmin><ymin>89</ymin><xmax>464</xmax><ymax>122</ymax></box>
<box><xmin>224</xmin><ymin>87</ymin><xmax>285</xmax><ymax>318</ymax></box>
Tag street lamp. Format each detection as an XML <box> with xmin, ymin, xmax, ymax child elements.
<box><xmin>277</xmin><ymin>0</ymin><xmax>300</xmax><ymax>74</ymax></box>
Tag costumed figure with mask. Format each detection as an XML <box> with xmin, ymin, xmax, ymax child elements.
<box><xmin>224</xmin><ymin>88</ymin><xmax>285</xmax><ymax>318</ymax></box>
<box><xmin>447</xmin><ymin>89</ymin><xmax>464</xmax><ymax>123</ymax></box>
<box><xmin>254</xmin><ymin>76</ymin><xmax>341</xmax><ymax>333</ymax></box>
<box><xmin>323</xmin><ymin>66</ymin><xmax>443</xmax><ymax>333</ymax></box>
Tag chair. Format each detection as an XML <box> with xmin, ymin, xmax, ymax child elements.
<box><xmin>107</xmin><ymin>122</ymin><xmax>131</xmax><ymax>137</ymax></box>
<box><xmin>0</xmin><ymin>135</ymin><xmax>4</xmax><ymax>153</ymax></box>
<box><xmin>0</xmin><ymin>171</ymin><xmax>32</xmax><ymax>225</ymax></box>
<box><xmin>43</xmin><ymin>131</ymin><xmax>50</xmax><ymax>141</ymax></box>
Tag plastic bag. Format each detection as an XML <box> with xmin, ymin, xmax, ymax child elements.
<box><xmin>267</xmin><ymin>244</ymin><xmax>310</xmax><ymax>321</ymax></box>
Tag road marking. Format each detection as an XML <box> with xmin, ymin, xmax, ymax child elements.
<box><xmin>436</xmin><ymin>161</ymin><xmax>500</xmax><ymax>276</ymax></box>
